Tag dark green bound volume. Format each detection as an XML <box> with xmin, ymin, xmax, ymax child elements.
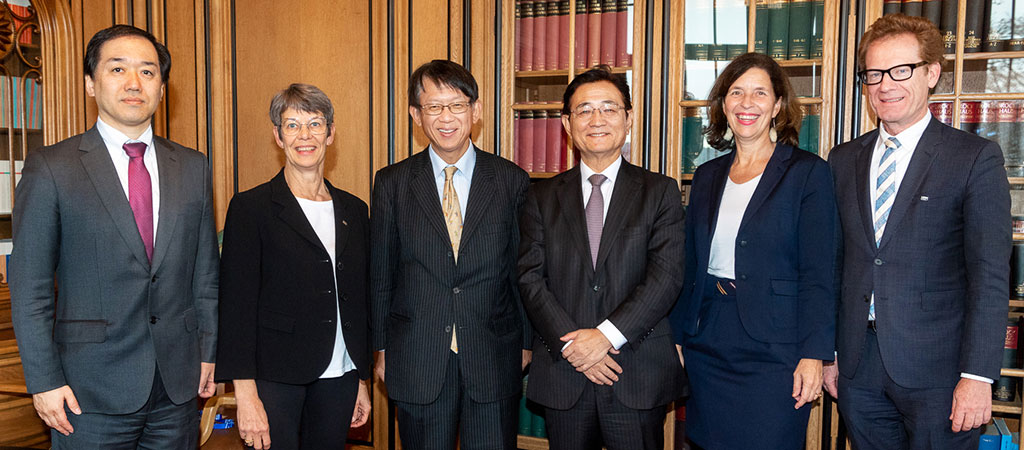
<box><xmin>805</xmin><ymin>104</ymin><xmax>820</xmax><ymax>155</ymax></box>
<box><xmin>993</xmin><ymin>318</ymin><xmax>1019</xmax><ymax>402</ymax></box>
<box><xmin>810</xmin><ymin>0</ymin><xmax>824</xmax><ymax>58</ymax></box>
<box><xmin>983</xmin><ymin>0</ymin><xmax>1012</xmax><ymax>52</ymax></box>
<box><xmin>685</xmin><ymin>43</ymin><xmax>710</xmax><ymax>61</ymax></box>
<box><xmin>518</xmin><ymin>376</ymin><xmax>532</xmax><ymax>435</ymax></box>
<box><xmin>901</xmin><ymin>0</ymin><xmax>922</xmax><ymax>17</ymax></box>
<box><xmin>882</xmin><ymin>0</ymin><xmax>901</xmax><ymax>15</ymax></box>
<box><xmin>682</xmin><ymin>107</ymin><xmax>704</xmax><ymax>174</ymax></box>
<box><xmin>921</xmin><ymin>0</ymin><xmax>941</xmax><ymax>27</ymax></box>
<box><xmin>787</xmin><ymin>0</ymin><xmax>811</xmax><ymax>59</ymax></box>
<box><xmin>710</xmin><ymin>44</ymin><xmax>728</xmax><ymax>61</ymax></box>
<box><xmin>940</xmin><ymin>0</ymin><xmax>957</xmax><ymax>53</ymax></box>
<box><xmin>963</xmin><ymin>0</ymin><xmax>985</xmax><ymax>53</ymax></box>
<box><xmin>1012</xmin><ymin>241</ymin><xmax>1024</xmax><ymax>298</ymax></box>
<box><xmin>754</xmin><ymin>0</ymin><xmax>770</xmax><ymax>54</ymax></box>
<box><xmin>767</xmin><ymin>0</ymin><xmax>791</xmax><ymax>60</ymax></box>
<box><xmin>727</xmin><ymin>44</ymin><xmax>747</xmax><ymax>59</ymax></box>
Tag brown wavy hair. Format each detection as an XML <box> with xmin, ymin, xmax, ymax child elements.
<box><xmin>705</xmin><ymin>53</ymin><xmax>801</xmax><ymax>150</ymax></box>
<box><xmin>857</xmin><ymin>13</ymin><xmax>944</xmax><ymax>69</ymax></box>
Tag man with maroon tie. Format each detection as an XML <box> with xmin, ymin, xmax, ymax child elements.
<box><xmin>10</xmin><ymin>25</ymin><xmax>219</xmax><ymax>448</ymax></box>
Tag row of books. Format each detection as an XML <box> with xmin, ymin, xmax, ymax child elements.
<box><xmin>514</xmin><ymin>0</ymin><xmax>632</xmax><ymax>72</ymax></box>
<box><xmin>754</xmin><ymin>0</ymin><xmax>826</xmax><ymax>60</ymax></box>
<box><xmin>681</xmin><ymin>104</ymin><xmax>821</xmax><ymax>174</ymax></box>
<box><xmin>9</xmin><ymin>1</ymin><xmax>35</xmax><ymax>46</ymax></box>
<box><xmin>930</xmin><ymin>101</ymin><xmax>1024</xmax><ymax>176</ymax></box>
<box><xmin>0</xmin><ymin>160</ymin><xmax>22</xmax><ymax>215</ymax></box>
<box><xmin>517</xmin><ymin>376</ymin><xmax>548</xmax><ymax>438</ymax></box>
<box><xmin>513</xmin><ymin>109</ymin><xmax>569</xmax><ymax>173</ymax></box>
<box><xmin>0</xmin><ymin>76</ymin><xmax>42</xmax><ymax>130</ymax></box>
<box><xmin>883</xmin><ymin>0</ymin><xmax>1024</xmax><ymax>53</ymax></box>
<box><xmin>995</xmin><ymin>314</ymin><xmax>1018</xmax><ymax>403</ymax></box>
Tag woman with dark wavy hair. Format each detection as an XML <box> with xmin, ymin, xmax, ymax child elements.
<box><xmin>669</xmin><ymin>53</ymin><xmax>838</xmax><ymax>449</ymax></box>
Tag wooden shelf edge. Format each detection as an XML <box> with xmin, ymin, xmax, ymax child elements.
<box><xmin>575</xmin><ymin>65</ymin><xmax>634</xmax><ymax>74</ymax></box>
<box><xmin>517</xmin><ymin>435</ymin><xmax>549</xmax><ymax>450</ymax></box>
<box><xmin>1000</xmin><ymin>368</ymin><xmax>1024</xmax><ymax>378</ymax></box>
<box><xmin>512</xmin><ymin>103</ymin><xmax>563</xmax><ymax>111</ymax></box>
<box><xmin>516</xmin><ymin>69</ymin><xmax>571</xmax><ymax>78</ymax></box>
<box><xmin>955</xmin><ymin>50</ymin><xmax>1024</xmax><ymax>61</ymax></box>
<box><xmin>529</xmin><ymin>172</ymin><xmax>560</xmax><ymax>179</ymax></box>
<box><xmin>1009</xmin><ymin>177</ymin><xmax>1024</xmax><ymax>185</ymax></box>
<box><xmin>776</xmin><ymin>58</ymin><xmax>824</xmax><ymax>67</ymax></box>
<box><xmin>992</xmin><ymin>399</ymin><xmax>1022</xmax><ymax>414</ymax></box>
<box><xmin>930</xmin><ymin>93</ymin><xmax>1024</xmax><ymax>101</ymax></box>
<box><xmin>1010</xmin><ymin>299</ymin><xmax>1024</xmax><ymax>308</ymax></box>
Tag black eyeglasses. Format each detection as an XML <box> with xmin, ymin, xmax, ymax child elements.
<box><xmin>857</xmin><ymin>61</ymin><xmax>929</xmax><ymax>85</ymax></box>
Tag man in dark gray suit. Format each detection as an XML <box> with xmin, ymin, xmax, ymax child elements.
<box><xmin>370</xmin><ymin>60</ymin><xmax>531</xmax><ymax>449</ymax></box>
<box><xmin>824</xmin><ymin>14</ymin><xmax>1010</xmax><ymax>449</ymax></box>
<box><xmin>10</xmin><ymin>25</ymin><xmax>219</xmax><ymax>448</ymax></box>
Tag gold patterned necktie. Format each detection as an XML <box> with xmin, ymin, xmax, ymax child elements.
<box><xmin>443</xmin><ymin>165</ymin><xmax>462</xmax><ymax>353</ymax></box>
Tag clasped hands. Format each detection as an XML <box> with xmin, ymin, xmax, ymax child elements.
<box><xmin>561</xmin><ymin>328</ymin><xmax>622</xmax><ymax>386</ymax></box>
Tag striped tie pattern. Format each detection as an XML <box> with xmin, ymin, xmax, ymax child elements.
<box><xmin>442</xmin><ymin>166</ymin><xmax>462</xmax><ymax>353</ymax></box>
<box><xmin>873</xmin><ymin>137</ymin><xmax>901</xmax><ymax>246</ymax></box>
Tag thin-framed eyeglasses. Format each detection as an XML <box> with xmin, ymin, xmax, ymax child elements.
<box><xmin>857</xmin><ymin>61</ymin><xmax>929</xmax><ymax>85</ymax></box>
<box><xmin>419</xmin><ymin>102</ymin><xmax>472</xmax><ymax>116</ymax></box>
<box><xmin>280</xmin><ymin>118</ymin><xmax>328</xmax><ymax>136</ymax></box>
<box><xmin>571</xmin><ymin>103</ymin><xmax>626</xmax><ymax>120</ymax></box>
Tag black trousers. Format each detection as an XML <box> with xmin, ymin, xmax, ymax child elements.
<box><xmin>838</xmin><ymin>329</ymin><xmax>980</xmax><ymax>450</ymax></box>
<box><xmin>255</xmin><ymin>370</ymin><xmax>359</xmax><ymax>450</ymax></box>
<box><xmin>52</xmin><ymin>367</ymin><xmax>199</xmax><ymax>450</ymax></box>
<box><xmin>394</xmin><ymin>352</ymin><xmax>518</xmax><ymax>450</ymax></box>
<box><xmin>544</xmin><ymin>382</ymin><xmax>665</xmax><ymax>450</ymax></box>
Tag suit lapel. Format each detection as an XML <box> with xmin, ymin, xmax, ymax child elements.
<box><xmin>555</xmin><ymin>167</ymin><xmax>593</xmax><ymax>273</ymax></box>
<box><xmin>738</xmin><ymin>144</ymin><xmax>792</xmax><ymax>232</ymax></box>
<box><xmin>855</xmin><ymin>130</ymin><xmax>879</xmax><ymax>250</ymax></box>
<box><xmin>327</xmin><ymin>181</ymin><xmax>350</xmax><ymax>260</ymax></box>
<box><xmin>595</xmin><ymin>162</ymin><xmax>640</xmax><ymax>270</ymax></box>
<box><xmin>78</xmin><ymin>127</ymin><xmax>151</xmax><ymax>268</ymax></box>
<box><xmin>270</xmin><ymin>171</ymin><xmax>326</xmax><ymax>252</ymax></box>
<box><xmin>705</xmin><ymin>151</ymin><xmax>733</xmax><ymax>239</ymax></box>
<box><xmin>877</xmin><ymin>119</ymin><xmax>941</xmax><ymax>250</ymax></box>
<box><xmin>150</xmin><ymin>137</ymin><xmax>180</xmax><ymax>274</ymax></box>
<box><xmin>460</xmin><ymin>149</ymin><xmax>495</xmax><ymax>247</ymax></box>
<box><xmin>409</xmin><ymin>150</ymin><xmax>451</xmax><ymax>242</ymax></box>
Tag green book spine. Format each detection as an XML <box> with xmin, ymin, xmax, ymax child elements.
<box><xmin>787</xmin><ymin>0</ymin><xmax>811</xmax><ymax>59</ymax></box>
<box><xmin>531</xmin><ymin>410</ymin><xmax>547</xmax><ymax>437</ymax></box>
<box><xmin>754</xmin><ymin>0</ymin><xmax>770</xmax><ymax>54</ymax></box>
<box><xmin>901</xmin><ymin>0</ymin><xmax>922</xmax><ymax>17</ymax></box>
<box><xmin>518</xmin><ymin>376</ymin><xmax>532</xmax><ymax>435</ymax></box>
<box><xmin>709</xmin><ymin>44</ymin><xmax>728</xmax><ymax>61</ymax></box>
<box><xmin>767</xmin><ymin>0</ymin><xmax>790</xmax><ymax>59</ymax></box>
<box><xmin>993</xmin><ymin>319</ymin><xmax>1019</xmax><ymax>402</ymax></box>
<box><xmin>882</xmin><ymin>0</ymin><xmax>901</xmax><ymax>15</ymax></box>
<box><xmin>921</xmin><ymin>0</ymin><xmax>942</xmax><ymax>27</ymax></box>
<box><xmin>810</xmin><ymin>0</ymin><xmax>824</xmax><ymax>58</ymax></box>
<box><xmin>799</xmin><ymin>111</ymin><xmax>810</xmax><ymax>152</ymax></box>
<box><xmin>682</xmin><ymin>108</ymin><xmax>704</xmax><ymax>174</ymax></box>
<box><xmin>807</xmin><ymin>112</ymin><xmax>820</xmax><ymax>155</ymax></box>
<box><xmin>940</xmin><ymin>0</ymin><xmax>958</xmax><ymax>53</ymax></box>
<box><xmin>964</xmin><ymin>0</ymin><xmax>986</xmax><ymax>53</ymax></box>
<box><xmin>727</xmin><ymin>44</ymin><xmax>748</xmax><ymax>59</ymax></box>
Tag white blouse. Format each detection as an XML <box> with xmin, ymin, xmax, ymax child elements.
<box><xmin>707</xmin><ymin>174</ymin><xmax>762</xmax><ymax>280</ymax></box>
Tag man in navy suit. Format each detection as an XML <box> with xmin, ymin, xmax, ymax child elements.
<box><xmin>824</xmin><ymin>14</ymin><xmax>1010</xmax><ymax>449</ymax></box>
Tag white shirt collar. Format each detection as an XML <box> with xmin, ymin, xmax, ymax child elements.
<box><xmin>95</xmin><ymin>117</ymin><xmax>154</xmax><ymax>151</ymax></box>
<box><xmin>428</xmin><ymin>142</ymin><xmax>477</xmax><ymax>180</ymax></box>
<box><xmin>580</xmin><ymin>157</ymin><xmax>623</xmax><ymax>186</ymax></box>
<box><xmin>878</xmin><ymin>111</ymin><xmax>931</xmax><ymax>151</ymax></box>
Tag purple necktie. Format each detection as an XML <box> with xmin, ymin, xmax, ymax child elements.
<box><xmin>123</xmin><ymin>142</ymin><xmax>154</xmax><ymax>262</ymax></box>
<box><xmin>585</xmin><ymin>174</ymin><xmax>607</xmax><ymax>268</ymax></box>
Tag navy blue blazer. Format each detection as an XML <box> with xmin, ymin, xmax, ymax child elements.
<box><xmin>671</xmin><ymin>143</ymin><xmax>837</xmax><ymax>360</ymax></box>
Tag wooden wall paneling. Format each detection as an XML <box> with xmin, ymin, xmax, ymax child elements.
<box><xmin>498</xmin><ymin>0</ymin><xmax>514</xmax><ymax>161</ymax></box>
<box><xmin>664</xmin><ymin>0</ymin><xmax>685</xmax><ymax>181</ymax></box>
<box><xmin>162</xmin><ymin>0</ymin><xmax>204</xmax><ymax>152</ymax></box>
<box><xmin>469</xmin><ymin>0</ymin><xmax>497</xmax><ymax>156</ymax></box>
<box><xmin>645</xmin><ymin>0</ymin><xmax>664</xmax><ymax>174</ymax></box>
<box><xmin>392</xmin><ymin>0</ymin><xmax>410</xmax><ymax>161</ymax></box>
<box><xmin>207</xmin><ymin>0</ymin><xmax>234</xmax><ymax>227</ymax></box>
<box><xmin>406</xmin><ymin>0</ymin><xmax>451</xmax><ymax>155</ymax></box>
<box><xmin>145</xmin><ymin>0</ymin><xmax>169</xmax><ymax>138</ymax></box>
<box><xmin>448</xmin><ymin>0</ymin><xmax>463</xmax><ymax>66</ymax></box>
<box><xmin>817</xmin><ymin>0</ymin><xmax>839</xmax><ymax>157</ymax></box>
<box><xmin>75</xmin><ymin>0</ymin><xmax>116</xmax><ymax>126</ymax></box>
<box><xmin>37</xmin><ymin>0</ymin><xmax>85</xmax><ymax>143</ymax></box>
<box><xmin>629</xmin><ymin>0</ymin><xmax>646</xmax><ymax>167</ymax></box>
<box><xmin>371</xmin><ymin>0</ymin><xmax>390</xmax><ymax>176</ymax></box>
<box><xmin>114</xmin><ymin>0</ymin><xmax>131</xmax><ymax>24</ymax></box>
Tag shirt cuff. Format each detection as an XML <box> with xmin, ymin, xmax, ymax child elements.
<box><xmin>597</xmin><ymin>320</ymin><xmax>628</xmax><ymax>350</ymax></box>
<box><xmin>960</xmin><ymin>373</ymin><xmax>994</xmax><ymax>384</ymax></box>
<box><xmin>561</xmin><ymin>340</ymin><xmax>572</xmax><ymax>352</ymax></box>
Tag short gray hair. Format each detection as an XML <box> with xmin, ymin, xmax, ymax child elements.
<box><xmin>269</xmin><ymin>83</ymin><xmax>335</xmax><ymax>135</ymax></box>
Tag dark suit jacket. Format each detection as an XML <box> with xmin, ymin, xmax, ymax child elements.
<box><xmin>518</xmin><ymin>160</ymin><xmax>686</xmax><ymax>410</ymax></box>
<box><xmin>10</xmin><ymin>127</ymin><xmax>219</xmax><ymax>413</ymax></box>
<box><xmin>370</xmin><ymin>148</ymin><xmax>531</xmax><ymax>404</ymax></box>
<box><xmin>829</xmin><ymin>118</ymin><xmax>1010</xmax><ymax>387</ymax></box>
<box><xmin>216</xmin><ymin>171</ymin><xmax>371</xmax><ymax>384</ymax></box>
<box><xmin>671</xmin><ymin>144</ymin><xmax>837</xmax><ymax>361</ymax></box>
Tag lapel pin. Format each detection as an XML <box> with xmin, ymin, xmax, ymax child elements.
<box><xmin>342</xmin><ymin>220</ymin><xmax>348</xmax><ymax>226</ymax></box>
<box><xmin>920</xmin><ymin>196</ymin><xmax>929</xmax><ymax>201</ymax></box>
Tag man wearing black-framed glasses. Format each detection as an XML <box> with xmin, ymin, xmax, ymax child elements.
<box><xmin>826</xmin><ymin>14</ymin><xmax>1010</xmax><ymax>450</ymax></box>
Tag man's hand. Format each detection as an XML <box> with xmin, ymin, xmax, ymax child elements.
<box><xmin>522</xmin><ymin>349</ymin><xmax>533</xmax><ymax>371</ymax></box>
<box><xmin>675</xmin><ymin>344</ymin><xmax>685</xmax><ymax>368</ymax></box>
<box><xmin>950</xmin><ymin>378</ymin><xmax>992</xmax><ymax>432</ymax></box>
<box><xmin>823</xmin><ymin>361</ymin><xmax>839</xmax><ymax>399</ymax></box>
<box><xmin>32</xmin><ymin>385</ymin><xmax>80</xmax><ymax>436</ymax></box>
<box><xmin>561</xmin><ymin>328</ymin><xmax>616</xmax><ymax>372</ymax></box>
<box><xmin>374</xmin><ymin>351</ymin><xmax>386</xmax><ymax>383</ymax></box>
<box><xmin>582</xmin><ymin>355</ymin><xmax>622</xmax><ymax>386</ymax></box>
<box><xmin>792</xmin><ymin>358</ymin><xmax>824</xmax><ymax>409</ymax></box>
<box><xmin>234</xmin><ymin>379</ymin><xmax>271</xmax><ymax>449</ymax></box>
<box><xmin>198</xmin><ymin>362</ymin><xmax>217</xmax><ymax>398</ymax></box>
<box><xmin>351</xmin><ymin>379</ymin><xmax>372</xmax><ymax>428</ymax></box>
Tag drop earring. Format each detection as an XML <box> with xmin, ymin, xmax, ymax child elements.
<box><xmin>723</xmin><ymin>127</ymin><xmax>733</xmax><ymax>142</ymax></box>
<box><xmin>768</xmin><ymin>118</ymin><xmax>778</xmax><ymax>143</ymax></box>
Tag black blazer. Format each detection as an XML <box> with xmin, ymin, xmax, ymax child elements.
<box><xmin>829</xmin><ymin>118</ymin><xmax>1010</xmax><ymax>387</ymax></box>
<box><xmin>216</xmin><ymin>170</ymin><xmax>371</xmax><ymax>384</ymax></box>
<box><xmin>370</xmin><ymin>148</ymin><xmax>531</xmax><ymax>404</ymax></box>
<box><xmin>518</xmin><ymin>161</ymin><xmax>687</xmax><ymax>410</ymax></box>
<box><xmin>670</xmin><ymin>144</ymin><xmax>837</xmax><ymax>360</ymax></box>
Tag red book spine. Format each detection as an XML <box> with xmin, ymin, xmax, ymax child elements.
<box><xmin>574</xmin><ymin>0</ymin><xmax>588</xmax><ymax>69</ymax></box>
<box><xmin>560</xmin><ymin>128</ymin><xmax>568</xmax><ymax>172</ymax></box>
<box><xmin>559</xmin><ymin>1</ymin><xmax>571</xmax><ymax>69</ymax></box>
<box><xmin>533</xmin><ymin>0</ymin><xmax>548</xmax><ymax>70</ymax></box>
<box><xmin>515</xmin><ymin>2</ymin><xmax>522</xmax><ymax>71</ymax></box>
<box><xmin>960</xmin><ymin>101</ymin><xmax>981</xmax><ymax>134</ymax></box>
<box><xmin>601</xmin><ymin>0</ymin><xmax>617</xmax><ymax>66</ymax></box>
<box><xmin>520</xmin><ymin>110</ymin><xmax>535</xmax><ymax>171</ymax></box>
<box><xmin>521</xmin><ymin>1</ymin><xmax>535</xmax><ymax>71</ymax></box>
<box><xmin>587</xmin><ymin>0</ymin><xmax>602</xmax><ymax>68</ymax></box>
<box><xmin>546</xmin><ymin>112</ymin><xmax>561</xmax><ymax>173</ymax></box>
<box><xmin>615</xmin><ymin>0</ymin><xmax>630</xmax><ymax>67</ymax></box>
<box><xmin>546</xmin><ymin>1</ymin><xmax>559</xmax><ymax>71</ymax></box>
<box><xmin>928</xmin><ymin>102</ymin><xmax>953</xmax><ymax>126</ymax></box>
<box><xmin>514</xmin><ymin>111</ymin><xmax>522</xmax><ymax>167</ymax></box>
<box><xmin>533</xmin><ymin>110</ymin><xmax>548</xmax><ymax>172</ymax></box>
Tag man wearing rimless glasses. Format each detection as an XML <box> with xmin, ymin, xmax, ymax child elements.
<box><xmin>825</xmin><ymin>14</ymin><xmax>1010</xmax><ymax>450</ymax></box>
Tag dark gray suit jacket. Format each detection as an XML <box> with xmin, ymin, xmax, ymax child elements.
<box><xmin>10</xmin><ymin>127</ymin><xmax>219</xmax><ymax>413</ymax></box>
<box><xmin>518</xmin><ymin>161</ymin><xmax>687</xmax><ymax>410</ymax></box>
<box><xmin>829</xmin><ymin>118</ymin><xmax>1010</xmax><ymax>387</ymax></box>
<box><xmin>370</xmin><ymin>148</ymin><xmax>531</xmax><ymax>404</ymax></box>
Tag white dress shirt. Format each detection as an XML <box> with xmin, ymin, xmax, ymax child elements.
<box><xmin>708</xmin><ymin>173</ymin><xmax>763</xmax><ymax>280</ymax></box>
<box><xmin>95</xmin><ymin>117</ymin><xmax>160</xmax><ymax>239</ymax></box>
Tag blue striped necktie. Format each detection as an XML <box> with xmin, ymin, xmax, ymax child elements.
<box><xmin>869</xmin><ymin>136</ymin><xmax>901</xmax><ymax>321</ymax></box>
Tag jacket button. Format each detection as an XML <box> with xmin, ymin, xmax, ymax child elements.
<box><xmin>150</xmin><ymin>316</ymin><xmax>158</xmax><ymax>324</ymax></box>
<box><xmin>336</xmin><ymin>262</ymin><xmax>344</xmax><ymax>271</ymax></box>
<box><xmin>739</xmin><ymin>274</ymin><xmax>747</xmax><ymax>280</ymax></box>
<box><xmin>453</xmin><ymin>287</ymin><xmax>462</xmax><ymax>294</ymax></box>
<box><xmin>593</xmin><ymin>285</ymin><xmax>601</xmax><ymax>292</ymax></box>
<box><xmin>322</xmin><ymin>289</ymin><xmax>333</xmax><ymax>295</ymax></box>
<box><xmin>739</xmin><ymin>240</ymin><xmax>747</xmax><ymax>247</ymax></box>
<box><xmin>864</xmin><ymin>295</ymin><xmax>870</xmax><ymax>303</ymax></box>
<box><xmin>445</xmin><ymin>325</ymin><xmax>452</xmax><ymax>333</ymax></box>
<box><xmin>340</xmin><ymin>293</ymin><xmax>348</xmax><ymax>302</ymax></box>
<box><xmin>343</xmin><ymin>322</ymin><xmax>351</xmax><ymax>329</ymax></box>
<box><xmin>874</xmin><ymin>258</ymin><xmax>883</xmax><ymax>266</ymax></box>
<box><xmin>151</xmin><ymin>275</ymin><xmax>158</xmax><ymax>283</ymax></box>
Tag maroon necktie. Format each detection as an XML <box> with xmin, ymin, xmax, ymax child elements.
<box><xmin>585</xmin><ymin>174</ymin><xmax>607</xmax><ymax>268</ymax></box>
<box><xmin>123</xmin><ymin>142</ymin><xmax>153</xmax><ymax>262</ymax></box>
